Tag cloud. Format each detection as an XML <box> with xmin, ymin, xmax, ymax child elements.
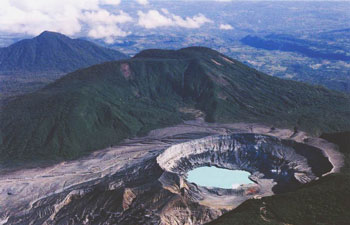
<box><xmin>0</xmin><ymin>0</ymin><xmax>214</xmax><ymax>43</ymax></box>
<box><xmin>219</xmin><ymin>24</ymin><xmax>234</xmax><ymax>30</ymax></box>
<box><xmin>137</xmin><ymin>9</ymin><xmax>212</xmax><ymax>29</ymax></box>
<box><xmin>82</xmin><ymin>10</ymin><xmax>133</xmax><ymax>43</ymax></box>
<box><xmin>137</xmin><ymin>10</ymin><xmax>172</xmax><ymax>28</ymax></box>
<box><xmin>135</xmin><ymin>0</ymin><xmax>149</xmax><ymax>5</ymax></box>
<box><xmin>87</xmin><ymin>25</ymin><xmax>128</xmax><ymax>43</ymax></box>
<box><xmin>0</xmin><ymin>0</ymin><xmax>131</xmax><ymax>43</ymax></box>
<box><xmin>100</xmin><ymin>0</ymin><xmax>121</xmax><ymax>5</ymax></box>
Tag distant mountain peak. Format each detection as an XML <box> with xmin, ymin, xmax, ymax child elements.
<box><xmin>0</xmin><ymin>31</ymin><xmax>129</xmax><ymax>75</ymax></box>
<box><xmin>36</xmin><ymin>31</ymin><xmax>68</xmax><ymax>39</ymax></box>
<box><xmin>38</xmin><ymin>30</ymin><xmax>62</xmax><ymax>36</ymax></box>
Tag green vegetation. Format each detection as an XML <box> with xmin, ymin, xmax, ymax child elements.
<box><xmin>208</xmin><ymin>132</ymin><xmax>350</xmax><ymax>225</ymax></box>
<box><xmin>0</xmin><ymin>31</ymin><xmax>129</xmax><ymax>100</ymax></box>
<box><xmin>0</xmin><ymin>31</ymin><xmax>128</xmax><ymax>75</ymax></box>
<box><xmin>1</xmin><ymin>47</ymin><xmax>350</xmax><ymax>165</ymax></box>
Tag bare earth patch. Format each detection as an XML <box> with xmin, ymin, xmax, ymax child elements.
<box><xmin>221</xmin><ymin>56</ymin><xmax>235</xmax><ymax>64</ymax></box>
<box><xmin>211</xmin><ymin>59</ymin><xmax>222</xmax><ymax>66</ymax></box>
<box><xmin>120</xmin><ymin>63</ymin><xmax>132</xmax><ymax>79</ymax></box>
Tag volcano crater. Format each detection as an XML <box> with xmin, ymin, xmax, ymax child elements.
<box><xmin>157</xmin><ymin>134</ymin><xmax>333</xmax><ymax>203</ymax></box>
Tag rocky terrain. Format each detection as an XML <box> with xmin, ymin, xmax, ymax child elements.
<box><xmin>0</xmin><ymin>120</ymin><xmax>342</xmax><ymax>225</ymax></box>
<box><xmin>158</xmin><ymin>133</ymin><xmax>333</xmax><ymax>196</ymax></box>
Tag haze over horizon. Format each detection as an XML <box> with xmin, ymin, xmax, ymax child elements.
<box><xmin>1</xmin><ymin>0</ymin><xmax>349</xmax><ymax>45</ymax></box>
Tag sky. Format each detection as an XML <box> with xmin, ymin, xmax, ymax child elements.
<box><xmin>0</xmin><ymin>0</ymin><xmax>218</xmax><ymax>43</ymax></box>
<box><xmin>0</xmin><ymin>0</ymin><xmax>348</xmax><ymax>43</ymax></box>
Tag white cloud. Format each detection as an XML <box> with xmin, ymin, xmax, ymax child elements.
<box><xmin>87</xmin><ymin>25</ymin><xmax>129</xmax><ymax>43</ymax></box>
<box><xmin>135</xmin><ymin>0</ymin><xmax>149</xmax><ymax>5</ymax></box>
<box><xmin>219</xmin><ymin>24</ymin><xmax>234</xmax><ymax>30</ymax></box>
<box><xmin>0</xmin><ymin>0</ymin><xmax>131</xmax><ymax>43</ymax></box>
<box><xmin>82</xmin><ymin>10</ymin><xmax>132</xmax><ymax>42</ymax></box>
<box><xmin>137</xmin><ymin>9</ymin><xmax>212</xmax><ymax>29</ymax></box>
<box><xmin>0</xmin><ymin>0</ymin><xmax>214</xmax><ymax>43</ymax></box>
<box><xmin>137</xmin><ymin>10</ymin><xmax>172</xmax><ymax>28</ymax></box>
<box><xmin>101</xmin><ymin>0</ymin><xmax>121</xmax><ymax>5</ymax></box>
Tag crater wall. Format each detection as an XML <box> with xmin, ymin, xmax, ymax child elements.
<box><xmin>157</xmin><ymin>134</ymin><xmax>333</xmax><ymax>193</ymax></box>
<box><xmin>0</xmin><ymin>122</ymin><xmax>341</xmax><ymax>225</ymax></box>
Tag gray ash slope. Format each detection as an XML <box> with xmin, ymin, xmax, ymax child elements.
<box><xmin>1</xmin><ymin>47</ymin><xmax>350</xmax><ymax>165</ymax></box>
<box><xmin>0</xmin><ymin>123</ymin><xmax>339</xmax><ymax>225</ymax></box>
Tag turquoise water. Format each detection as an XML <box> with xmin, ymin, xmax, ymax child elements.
<box><xmin>187</xmin><ymin>166</ymin><xmax>253</xmax><ymax>189</ymax></box>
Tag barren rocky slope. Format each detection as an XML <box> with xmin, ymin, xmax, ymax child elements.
<box><xmin>0</xmin><ymin>120</ymin><xmax>342</xmax><ymax>225</ymax></box>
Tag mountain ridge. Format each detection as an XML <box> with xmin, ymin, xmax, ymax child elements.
<box><xmin>0</xmin><ymin>31</ymin><xmax>129</xmax><ymax>76</ymax></box>
<box><xmin>1</xmin><ymin>47</ymin><xmax>349</xmax><ymax>164</ymax></box>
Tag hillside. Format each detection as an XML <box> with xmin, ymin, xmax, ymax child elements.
<box><xmin>0</xmin><ymin>31</ymin><xmax>129</xmax><ymax>99</ymax></box>
<box><xmin>1</xmin><ymin>47</ymin><xmax>350</xmax><ymax>164</ymax></box>
<box><xmin>0</xmin><ymin>31</ymin><xmax>128</xmax><ymax>75</ymax></box>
